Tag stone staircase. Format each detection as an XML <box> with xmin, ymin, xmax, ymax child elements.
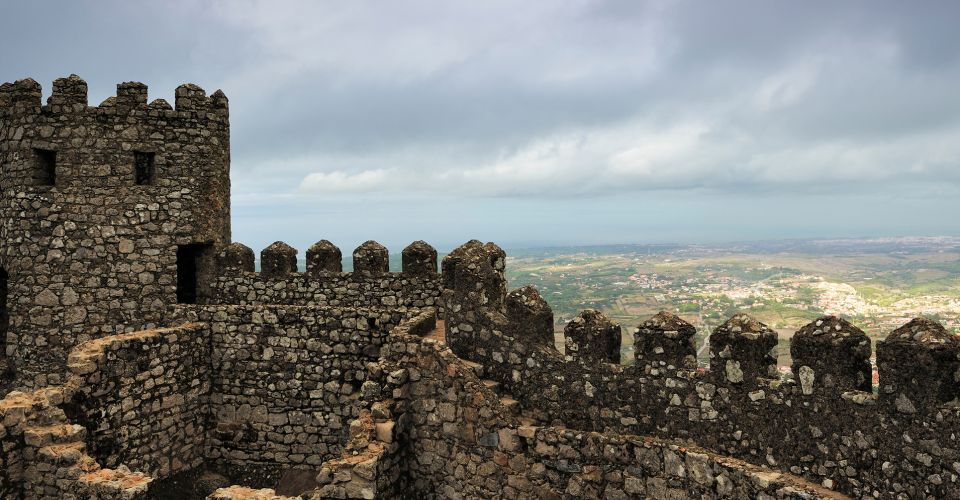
<box><xmin>4</xmin><ymin>389</ymin><xmax>152</xmax><ymax>499</ymax></box>
<box><xmin>456</xmin><ymin>359</ymin><xmax>537</xmax><ymax>426</ymax></box>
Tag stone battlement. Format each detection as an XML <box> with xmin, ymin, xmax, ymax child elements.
<box><xmin>0</xmin><ymin>76</ymin><xmax>228</xmax><ymax>117</ymax></box>
<box><xmin>439</xmin><ymin>239</ymin><xmax>960</xmax><ymax>498</ymax></box>
<box><xmin>0</xmin><ymin>74</ymin><xmax>949</xmax><ymax>498</ymax></box>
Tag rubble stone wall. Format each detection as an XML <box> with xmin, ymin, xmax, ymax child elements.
<box><xmin>65</xmin><ymin>323</ymin><xmax>212</xmax><ymax>479</ymax></box>
<box><xmin>440</xmin><ymin>240</ymin><xmax>960</xmax><ymax>499</ymax></box>
<box><xmin>0</xmin><ymin>76</ymin><xmax>231</xmax><ymax>390</ymax></box>
<box><xmin>171</xmin><ymin>304</ymin><xmax>409</xmax><ymax>471</ymax></box>
<box><xmin>208</xmin><ymin>240</ymin><xmax>443</xmax><ymax>320</ymax></box>
<box><xmin>210</xmin><ymin>271</ymin><xmax>442</xmax><ymax>314</ymax></box>
<box><xmin>313</xmin><ymin>314</ymin><xmax>835</xmax><ymax>499</ymax></box>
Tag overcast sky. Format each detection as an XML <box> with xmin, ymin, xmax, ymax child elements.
<box><xmin>3</xmin><ymin>1</ymin><xmax>960</xmax><ymax>252</ymax></box>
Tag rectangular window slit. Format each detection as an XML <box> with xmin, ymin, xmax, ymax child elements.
<box><xmin>33</xmin><ymin>149</ymin><xmax>57</xmax><ymax>186</ymax></box>
<box><xmin>177</xmin><ymin>244</ymin><xmax>213</xmax><ymax>304</ymax></box>
<box><xmin>134</xmin><ymin>152</ymin><xmax>155</xmax><ymax>185</ymax></box>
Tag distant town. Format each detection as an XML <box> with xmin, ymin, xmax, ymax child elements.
<box><xmin>503</xmin><ymin>237</ymin><xmax>960</xmax><ymax>368</ymax></box>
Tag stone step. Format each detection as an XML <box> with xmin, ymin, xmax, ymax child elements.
<box><xmin>499</xmin><ymin>396</ymin><xmax>521</xmax><ymax>418</ymax></box>
<box><xmin>481</xmin><ymin>379</ymin><xmax>502</xmax><ymax>395</ymax></box>
<box><xmin>459</xmin><ymin>359</ymin><xmax>486</xmax><ymax>378</ymax></box>
<box><xmin>78</xmin><ymin>466</ymin><xmax>153</xmax><ymax>496</ymax></box>
<box><xmin>37</xmin><ymin>442</ymin><xmax>86</xmax><ymax>465</ymax></box>
<box><xmin>24</xmin><ymin>424</ymin><xmax>86</xmax><ymax>448</ymax></box>
<box><xmin>518</xmin><ymin>417</ymin><xmax>538</xmax><ymax>427</ymax></box>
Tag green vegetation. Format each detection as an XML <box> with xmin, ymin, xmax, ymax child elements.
<box><xmin>504</xmin><ymin>241</ymin><xmax>960</xmax><ymax>360</ymax></box>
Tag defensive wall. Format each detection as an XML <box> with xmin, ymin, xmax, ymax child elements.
<box><xmin>0</xmin><ymin>238</ymin><xmax>844</xmax><ymax>499</ymax></box>
<box><xmin>210</xmin><ymin>240</ymin><xmax>442</xmax><ymax>314</ymax></box>
<box><xmin>0</xmin><ymin>76</ymin><xmax>952</xmax><ymax>499</ymax></box>
<box><xmin>439</xmin><ymin>240</ymin><xmax>960</xmax><ymax>499</ymax></box>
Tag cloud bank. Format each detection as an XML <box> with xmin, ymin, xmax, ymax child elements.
<box><xmin>3</xmin><ymin>0</ymin><xmax>960</xmax><ymax>247</ymax></box>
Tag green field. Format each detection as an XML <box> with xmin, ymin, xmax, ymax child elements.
<box><xmin>503</xmin><ymin>238</ymin><xmax>960</xmax><ymax>365</ymax></box>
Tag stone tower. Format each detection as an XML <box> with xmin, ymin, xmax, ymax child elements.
<box><xmin>0</xmin><ymin>75</ymin><xmax>231</xmax><ymax>390</ymax></box>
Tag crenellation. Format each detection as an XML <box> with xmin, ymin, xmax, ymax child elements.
<box><xmin>564</xmin><ymin>308</ymin><xmax>621</xmax><ymax>363</ymax></box>
<box><xmin>217</xmin><ymin>242</ymin><xmax>255</xmax><ymax>274</ymax></box>
<box><xmin>175</xmin><ymin>83</ymin><xmax>210</xmax><ymax>113</ymax></box>
<box><xmin>0</xmin><ymin>82</ymin><xmax>12</xmax><ymax>108</ymax></box>
<box><xmin>504</xmin><ymin>285</ymin><xmax>555</xmax><ymax>349</ymax></box>
<box><xmin>1</xmin><ymin>74</ymin><xmax>953</xmax><ymax>498</ymax></box>
<box><xmin>400</xmin><ymin>240</ymin><xmax>437</xmax><ymax>276</ymax></box>
<box><xmin>148</xmin><ymin>98</ymin><xmax>173</xmax><ymax>111</ymax></box>
<box><xmin>209</xmin><ymin>89</ymin><xmax>229</xmax><ymax>115</ymax></box>
<box><xmin>634</xmin><ymin>311</ymin><xmax>698</xmax><ymax>375</ymax></box>
<box><xmin>7</xmin><ymin>78</ymin><xmax>42</xmax><ymax>110</ymax></box>
<box><xmin>116</xmin><ymin>81</ymin><xmax>149</xmax><ymax>113</ymax></box>
<box><xmin>353</xmin><ymin>240</ymin><xmax>389</xmax><ymax>275</ymax></box>
<box><xmin>0</xmin><ymin>76</ymin><xmax>231</xmax><ymax>388</ymax></box>
<box><xmin>876</xmin><ymin>317</ymin><xmax>960</xmax><ymax>415</ymax></box>
<box><xmin>48</xmin><ymin>74</ymin><xmax>88</xmax><ymax>112</ymax></box>
<box><xmin>791</xmin><ymin>316</ymin><xmax>872</xmax><ymax>395</ymax></box>
<box><xmin>306</xmin><ymin>239</ymin><xmax>342</xmax><ymax>275</ymax></box>
<box><xmin>260</xmin><ymin>241</ymin><xmax>298</xmax><ymax>279</ymax></box>
<box><xmin>709</xmin><ymin>313</ymin><xmax>778</xmax><ymax>387</ymax></box>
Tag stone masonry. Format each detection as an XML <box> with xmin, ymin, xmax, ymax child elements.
<box><xmin>0</xmin><ymin>76</ymin><xmax>955</xmax><ymax>499</ymax></box>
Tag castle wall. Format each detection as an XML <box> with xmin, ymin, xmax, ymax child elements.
<box><xmin>440</xmin><ymin>240</ymin><xmax>960</xmax><ymax>499</ymax></box>
<box><xmin>309</xmin><ymin>312</ymin><xmax>836</xmax><ymax>500</ymax></box>
<box><xmin>209</xmin><ymin>240</ymin><xmax>443</xmax><ymax>321</ymax></box>
<box><xmin>0</xmin><ymin>76</ymin><xmax>231</xmax><ymax>390</ymax></box>
<box><xmin>209</xmin><ymin>271</ymin><xmax>442</xmax><ymax>313</ymax></box>
<box><xmin>171</xmin><ymin>304</ymin><xmax>409</xmax><ymax>472</ymax></box>
<box><xmin>65</xmin><ymin>323</ymin><xmax>212</xmax><ymax>479</ymax></box>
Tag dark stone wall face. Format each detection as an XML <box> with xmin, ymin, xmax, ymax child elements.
<box><xmin>563</xmin><ymin>309</ymin><xmax>621</xmax><ymax>364</ymax></box>
<box><xmin>65</xmin><ymin>324</ymin><xmax>212</xmax><ymax>479</ymax></box>
<box><xmin>400</xmin><ymin>240</ymin><xmax>437</xmax><ymax>277</ymax></box>
<box><xmin>171</xmin><ymin>304</ymin><xmax>405</xmax><ymax>471</ymax></box>
<box><xmin>0</xmin><ymin>76</ymin><xmax>231</xmax><ymax>390</ymax></box>
<box><xmin>708</xmin><ymin>313</ymin><xmax>778</xmax><ymax>388</ymax></box>
<box><xmin>441</xmin><ymin>240</ymin><xmax>960</xmax><ymax>499</ymax></box>
<box><xmin>260</xmin><ymin>241</ymin><xmax>298</xmax><ymax>279</ymax></box>
<box><xmin>505</xmin><ymin>285</ymin><xmax>555</xmax><ymax>349</ymax></box>
<box><xmin>634</xmin><ymin>311</ymin><xmax>697</xmax><ymax>374</ymax></box>
<box><xmin>352</xmin><ymin>241</ymin><xmax>388</xmax><ymax>276</ymax></box>
<box><xmin>336</xmin><ymin>320</ymin><xmax>834</xmax><ymax>500</ymax></box>
<box><xmin>791</xmin><ymin>315</ymin><xmax>872</xmax><ymax>394</ymax></box>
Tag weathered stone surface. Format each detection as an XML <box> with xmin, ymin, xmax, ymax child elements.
<box><xmin>635</xmin><ymin>311</ymin><xmax>697</xmax><ymax>374</ymax></box>
<box><xmin>260</xmin><ymin>241</ymin><xmax>298</xmax><ymax>279</ymax></box>
<box><xmin>306</xmin><ymin>240</ymin><xmax>342</xmax><ymax>275</ymax></box>
<box><xmin>877</xmin><ymin>317</ymin><xmax>960</xmax><ymax>415</ymax></box>
<box><xmin>1</xmin><ymin>76</ymin><xmax>230</xmax><ymax>390</ymax></box>
<box><xmin>353</xmin><ymin>241</ymin><xmax>389</xmax><ymax>276</ymax></box>
<box><xmin>505</xmin><ymin>285</ymin><xmax>555</xmax><ymax>349</ymax></box>
<box><xmin>2</xmin><ymin>76</ymin><xmax>954</xmax><ymax>500</ymax></box>
<box><xmin>564</xmin><ymin>309</ymin><xmax>621</xmax><ymax>364</ymax></box>
<box><xmin>792</xmin><ymin>315</ymin><xmax>871</xmax><ymax>394</ymax></box>
<box><xmin>401</xmin><ymin>240</ymin><xmax>437</xmax><ymax>277</ymax></box>
<box><xmin>709</xmin><ymin>313</ymin><xmax>778</xmax><ymax>387</ymax></box>
<box><xmin>218</xmin><ymin>243</ymin><xmax>255</xmax><ymax>274</ymax></box>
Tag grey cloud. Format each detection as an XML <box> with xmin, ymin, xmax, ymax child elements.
<box><xmin>3</xmin><ymin>0</ymin><xmax>959</xmax><ymax>246</ymax></box>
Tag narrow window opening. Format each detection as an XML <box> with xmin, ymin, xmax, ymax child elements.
<box><xmin>177</xmin><ymin>244</ymin><xmax>213</xmax><ymax>304</ymax></box>
<box><xmin>134</xmin><ymin>152</ymin><xmax>155</xmax><ymax>185</ymax></box>
<box><xmin>33</xmin><ymin>149</ymin><xmax>57</xmax><ymax>186</ymax></box>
